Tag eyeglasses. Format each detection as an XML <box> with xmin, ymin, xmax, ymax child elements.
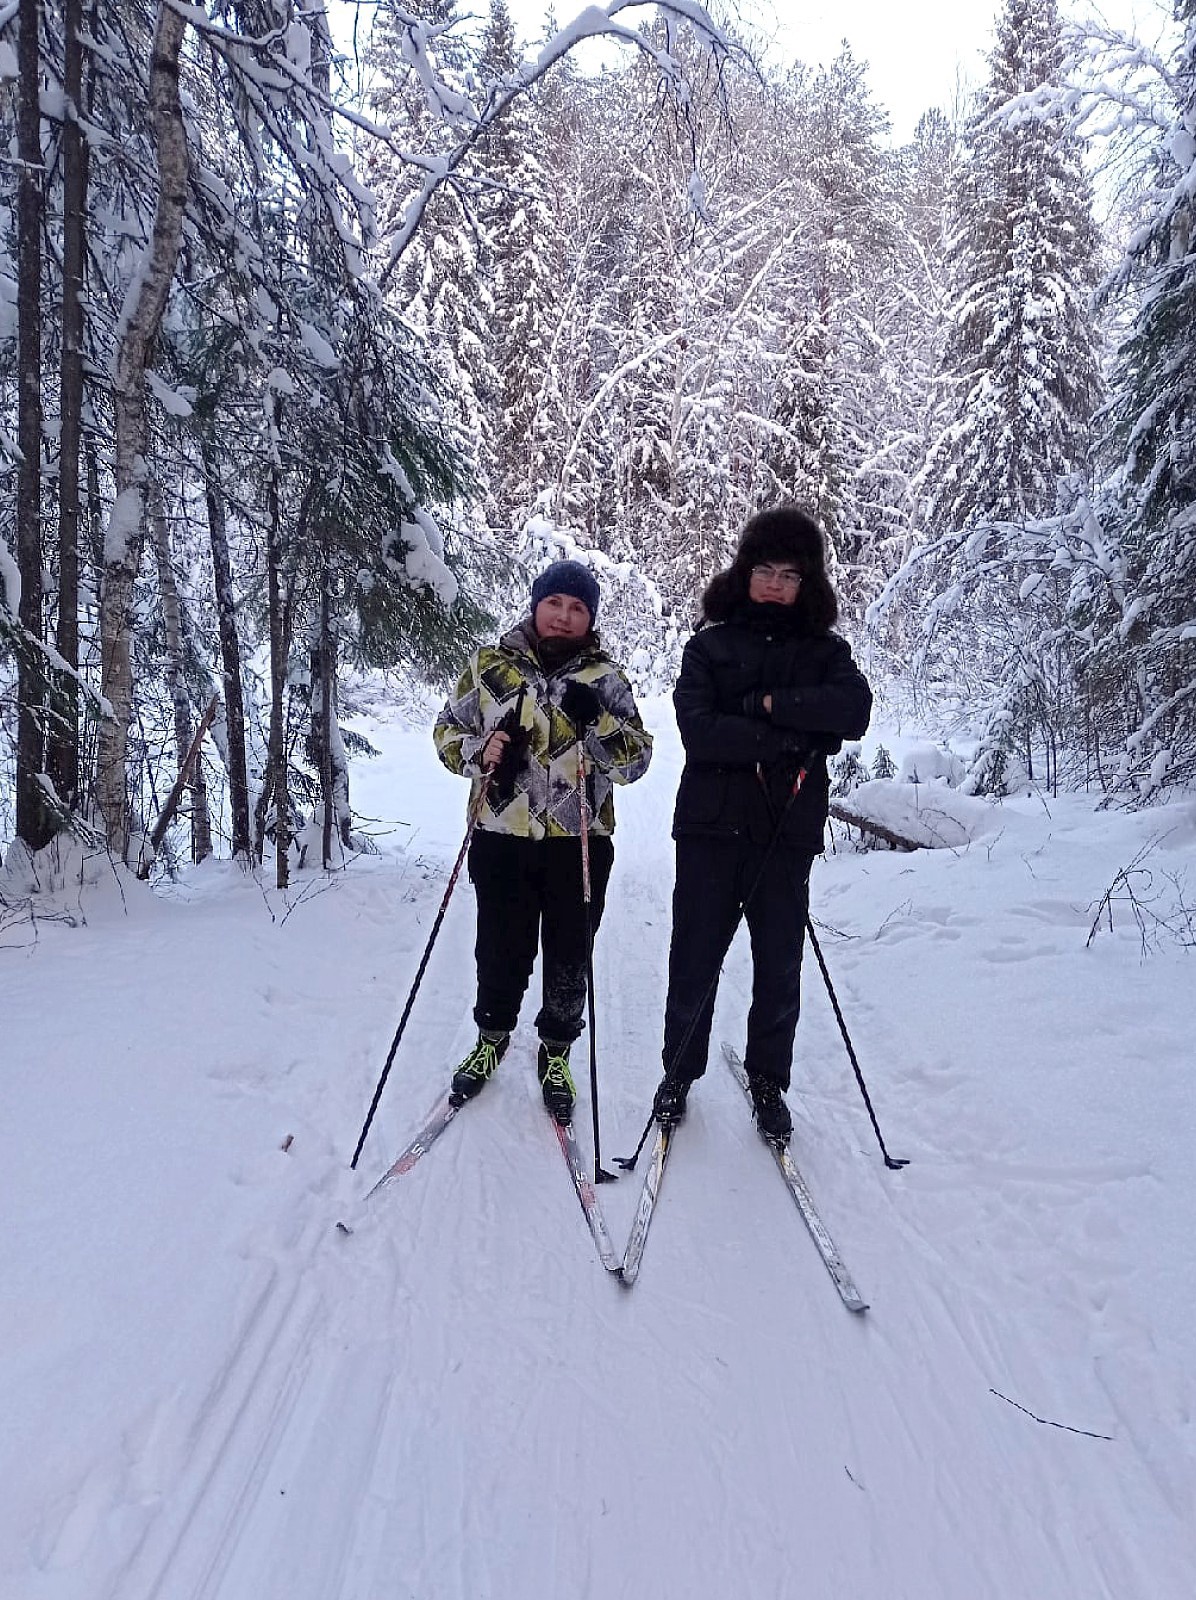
<box><xmin>750</xmin><ymin>564</ymin><xmax>802</xmax><ymax>590</ymax></box>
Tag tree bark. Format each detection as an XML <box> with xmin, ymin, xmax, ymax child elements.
<box><xmin>45</xmin><ymin>0</ymin><xmax>88</xmax><ymax>817</ymax></box>
<box><xmin>15</xmin><ymin>0</ymin><xmax>51</xmax><ymax>850</ymax></box>
<box><xmin>200</xmin><ymin>441</ymin><xmax>251</xmax><ymax>858</ymax></box>
<box><xmin>137</xmin><ymin>695</ymin><xmax>218</xmax><ymax>879</ymax></box>
<box><xmin>95</xmin><ymin>3</ymin><xmax>189</xmax><ymax>859</ymax></box>
<box><xmin>319</xmin><ymin>549</ymin><xmax>334</xmax><ymax>867</ymax></box>
<box><xmin>829</xmin><ymin>802</ymin><xmax>921</xmax><ymax>853</ymax></box>
<box><xmin>307</xmin><ymin>552</ymin><xmax>352</xmax><ymax>867</ymax></box>
<box><xmin>261</xmin><ymin>399</ymin><xmax>290</xmax><ymax>888</ymax></box>
<box><xmin>149</xmin><ymin>483</ymin><xmax>211</xmax><ymax>862</ymax></box>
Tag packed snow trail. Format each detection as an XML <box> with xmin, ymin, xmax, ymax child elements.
<box><xmin>3</xmin><ymin>706</ymin><xmax>1194</xmax><ymax>1599</ymax></box>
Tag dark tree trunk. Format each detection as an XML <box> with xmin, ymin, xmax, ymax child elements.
<box><xmin>261</xmin><ymin>399</ymin><xmax>290</xmax><ymax>888</ymax></box>
<box><xmin>14</xmin><ymin>0</ymin><xmax>52</xmax><ymax>851</ymax></box>
<box><xmin>306</xmin><ymin>549</ymin><xmax>352</xmax><ymax>868</ymax></box>
<box><xmin>149</xmin><ymin>484</ymin><xmax>212</xmax><ymax>862</ymax></box>
<box><xmin>200</xmin><ymin>442</ymin><xmax>251</xmax><ymax>858</ymax></box>
<box><xmin>45</xmin><ymin>0</ymin><xmax>88</xmax><ymax>817</ymax></box>
<box><xmin>319</xmin><ymin>550</ymin><xmax>334</xmax><ymax>867</ymax></box>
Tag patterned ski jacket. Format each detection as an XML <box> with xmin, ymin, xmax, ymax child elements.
<box><xmin>433</xmin><ymin>620</ymin><xmax>653</xmax><ymax>839</ymax></box>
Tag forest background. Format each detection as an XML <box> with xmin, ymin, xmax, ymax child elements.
<box><xmin>0</xmin><ymin>0</ymin><xmax>1193</xmax><ymax>886</ymax></box>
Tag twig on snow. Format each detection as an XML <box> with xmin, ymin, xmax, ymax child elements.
<box><xmin>990</xmin><ymin>1388</ymin><xmax>1114</xmax><ymax>1441</ymax></box>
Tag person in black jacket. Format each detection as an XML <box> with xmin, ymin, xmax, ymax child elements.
<box><xmin>651</xmin><ymin>504</ymin><xmax>872</xmax><ymax>1142</ymax></box>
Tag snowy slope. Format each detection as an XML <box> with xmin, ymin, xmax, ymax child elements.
<box><xmin>3</xmin><ymin>702</ymin><xmax>1194</xmax><ymax>1600</ymax></box>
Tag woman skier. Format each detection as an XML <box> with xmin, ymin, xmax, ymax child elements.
<box><xmin>434</xmin><ymin>560</ymin><xmax>653</xmax><ymax>1125</ymax></box>
<box><xmin>651</xmin><ymin>505</ymin><xmax>872</xmax><ymax>1142</ymax></box>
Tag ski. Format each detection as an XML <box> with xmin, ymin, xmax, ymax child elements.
<box><xmin>618</xmin><ymin>1124</ymin><xmax>672</xmax><ymax>1287</ymax></box>
<box><xmin>337</xmin><ymin>1094</ymin><xmax>460</xmax><ymax>1233</ymax></box>
<box><xmin>552</xmin><ymin>1118</ymin><xmax>621</xmax><ymax>1273</ymax></box>
<box><xmin>723</xmin><ymin>1045</ymin><xmax>868</xmax><ymax>1313</ymax></box>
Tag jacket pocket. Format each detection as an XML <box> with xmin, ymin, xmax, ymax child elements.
<box><xmin>673</xmin><ymin>764</ymin><xmax>730</xmax><ymax>827</ymax></box>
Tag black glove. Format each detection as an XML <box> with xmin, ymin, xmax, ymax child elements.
<box><xmin>742</xmin><ymin>690</ymin><xmax>770</xmax><ymax>719</ymax></box>
<box><xmin>490</xmin><ymin>703</ymin><xmax>531</xmax><ymax>801</ymax></box>
<box><xmin>777</xmin><ymin>733</ymin><xmax>838</xmax><ymax>766</ymax></box>
<box><xmin>561</xmin><ymin>678</ymin><xmax>602</xmax><ymax>732</ymax></box>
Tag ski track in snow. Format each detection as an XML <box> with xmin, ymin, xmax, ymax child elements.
<box><xmin>4</xmin><ymin>710</ymin><xmax>1195</xmax><ymax>1599</ymax></box>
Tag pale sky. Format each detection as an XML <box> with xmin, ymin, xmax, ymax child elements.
<box><xmin>504</xmin><ymin>0</ymin><xmax>1171</xmax><ymax>143</ymax></box>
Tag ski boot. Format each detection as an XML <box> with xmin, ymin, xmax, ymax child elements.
<box><xmin>450</xmin><ymin>1030</ymin><xmax>510</xmax><ymax>1106</ymax></box>
<box><xmin>748</xmin><ymin>1075</ymin><xmax>792</xmax><ymax>1144</ymax></box>
<box><xmin>651</xmin><ymin>1075</ymin><xmax>691</xmax><ymax>1128</ymax></box>
<box><xmin>537</xmin><ymin>1041</ymin><xmax>576</xmax><ymax>1126</ymax></box>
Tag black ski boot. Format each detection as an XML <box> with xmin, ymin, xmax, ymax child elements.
<box><xmin>748</xmin><ymin>1076</ymin><xmax>792</xmax><ymax>1144</ymax></box>
<box><xmin>651</xmin><ymin>1076</ymin><xmax>691</xmax><ymax>1128</ymax></box>
<box><xmin>450</xmin><ymin>1030</ymin><xmax>510</xmax><ymax>1105</ymax></box>
<box><xmin>537</xmin><ymin>1041</ymin><xmax>576</xmax><ymax>1126</ymax></box>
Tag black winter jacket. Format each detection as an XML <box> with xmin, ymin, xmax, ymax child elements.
<box><xmin>671</xmin><ymin>605</ymin><xmax>872</xmax><ymax>852</ymax></box>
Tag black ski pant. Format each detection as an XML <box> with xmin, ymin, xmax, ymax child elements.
<box><xmin>469</xmin><ymin>830</ymin><xmax>614</xmax><ymax>1045</ymax></box>
<box><xmin>662</xmin><ymin>835</ymin><xmax>814</xmax><ymax>1090</ymax></box>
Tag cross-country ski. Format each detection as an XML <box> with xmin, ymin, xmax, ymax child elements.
<box><xmin>724</xmin><ymin>1044</ymin><xmax>868</xmax><ymax>1312</ymax></box>
<box><xmin>337</xmin><ymin>1094</ymin><xmax>460</xmax><ymax>1235</ymax></box>
<box><xmin>618</xmin><ymin>1126</ymin><xmax>673</xmax><ymax>1286</ymax></box>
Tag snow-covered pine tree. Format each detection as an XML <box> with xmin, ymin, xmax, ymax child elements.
<box><xmin>1091</xmin><ymin>0</ymin><xmax>1196</xmax><ymax>794</ymax></box>
<box><xmin>904</xmin><ymin>0</ymin><xmax>1104</xmax><ymax>790</ymax></box>
<box><xmin>871</xmin><ymin>744</ymin><xmax>897</xmax><ymax>780</ymax></box>
<box><xmin>831</xmin><ymin>746</ymin><xmax>868</xmax><ymax>795</ymax></box>
<box><xmin>474</xmin><ymin>0</ymin><xmax>562</xmax><ymax>534</ymax></box>
<box><xmin>363</xmin><ymin>1</ymin><xmax>500</xmax><ymax>530</ymax></box>
<box><xmin>762</xmin><ymin>48</ymin><xmax>901</xmax><ymax>617</ymax></box>
<box><xmin>531</xmin><ymin>62</ymin><xmax>622</xmax><ymax>551</ymax></box>
<box><xmin>926</xmin><ymin>0</ymin><xmax>1102</xmax><ymax>533</ymax></box>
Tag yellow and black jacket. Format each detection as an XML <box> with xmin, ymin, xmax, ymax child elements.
<box><xmin>433</xmin><ymin>620</ymin><xmax>653</xmax><ymax>839</ymax></box>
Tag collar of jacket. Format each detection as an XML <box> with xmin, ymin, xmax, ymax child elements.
<box><xmin>501</xmin><ymin>616</ymin><xmax>605</xmax><ymax>671</ymax></box>
<box><xmin>727</xmin><ymin>600</ymin><xmax>808</xmax><ymax>636</ymax></box>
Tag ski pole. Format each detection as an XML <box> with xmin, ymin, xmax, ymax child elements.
<box><xmin>577</xmin><ymin>743</ymin><xmax>616</xmax><ymax>1182</ymax></box>
<box><xmin>804</xmin><ymin>919</ymin><xmax>908</xmax><ymax>1170</ymax></box>
<box><xmin>349</xmin><ymin>774</ymin><xmax>491</xmax><ymax>1169</ymax></box>
<box><xmin>617</xmin><ymin>751</ymin><xmax>818</xmax><ymax>1172</ymax></box>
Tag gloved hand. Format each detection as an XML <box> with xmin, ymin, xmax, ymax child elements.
<box><xmin>742</xmin><ymin>690</ymin><xmax>770</xmax><ymax>719</ymax></box>
<box><xmin>776</xmin><ymin>733</ymin><xmax>838</xmax><ymax>766</ymax></box>
<box><xmin>561</xmin><ymin>678</ymin><xmax>602</xmax><ymax>732</ymax></box>
<box><xmin>489</xmin><ymin>710</ymin><xmax>532</xmax><ymax>801</ymax></box>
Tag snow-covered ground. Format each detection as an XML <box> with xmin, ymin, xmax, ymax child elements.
<box><xmin>3</xmin><ymin>700</ymin><xmax>1194</xmax><ymax>1600</ymax></box>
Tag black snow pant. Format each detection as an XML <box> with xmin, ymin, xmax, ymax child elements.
<box><xmin>469</xmin><ymin>830</ymin><xmax>614</xmax><ymax>1045</ymax></box>
<box><xmin>662</xmin><ymin>835</ymin><xmax>814</xmax><ymax>1090</ymax></box>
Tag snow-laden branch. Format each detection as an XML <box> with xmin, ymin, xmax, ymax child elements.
<box><xmin>867</xmin><ymin>483</ymin><xmax>1129</xmax><ymax>641</ymax></box>
<box><xmin>379</xmin><ymin>0</ymin><xmax>737</xmax><ymax>287</ymax></box>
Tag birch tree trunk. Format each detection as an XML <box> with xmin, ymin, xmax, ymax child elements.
<box><xmin>15</xmin><ymin>0</ymin><xmax>51</xmax><ymax>851</ymax></box>
<box><xmin>200</xmin><ymin>442</ymin><xmax>251</xmax><ymax>859</ymax></box>
<box><xmin>46</xmin><ymin>0</ymin><xmax>89</xmax><ymax>816</ymax></box>
<box><xmin>149</xmin><ymin>483</ymin><xmax>211</xmax><ymax>862</ymax></box>
<box><xmin>95</xmin><ymin>3</ymin><xmax>189</xmax><ymax>859</ymax></box>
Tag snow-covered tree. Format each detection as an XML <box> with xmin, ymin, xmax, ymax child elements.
<box><xmin>1090</xmin><ymin>0</ymin><xmax>1196</xmax><ymax>794</ymax></box>
<box><xmin>473</xmin><ymin>0</ymin><xmax>563</xmax><ymax>530</ymax></box>
<box><xmin>879</xmin><ymin>0</ymin><xmax>1105</xmax><ymax>790</ymax></box>
<box><xmin>924</xmin><ymin>0</ymin><xmax>1103</xmax><ymax>533</ymax></box>
<box><xmin>762</xmin><ymin>48</ymin><xmax>903</xmax><ymax>614</ymax></box>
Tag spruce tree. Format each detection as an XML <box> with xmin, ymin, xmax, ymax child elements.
<box><xmin>926</xmin><ymin>0</ymin><xmax>1102</xmax><ymax>533</ymax></box>
<box><xmin>1095</xmin><ymin>1</ymin><xmax>1196</xmax><ymax>792</ymax></box>
<box><xmin>475</xmin><ymin>0</ymin><xmax>561</xmax><ymax>531</ymax></box>
<box><xmin>904</xmin><ymin>0</ymin><xmax>1104</xmax><ymax>790</ymax></box>
<box><xmin>365</xmin><ymin>1</ymin><xmax>500</xmax><ymax>529</ymax></box>
<box><xmin>763</xmin><ymin>48</ymin><xmax>900</xmax><ymax>612</ymax></box>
